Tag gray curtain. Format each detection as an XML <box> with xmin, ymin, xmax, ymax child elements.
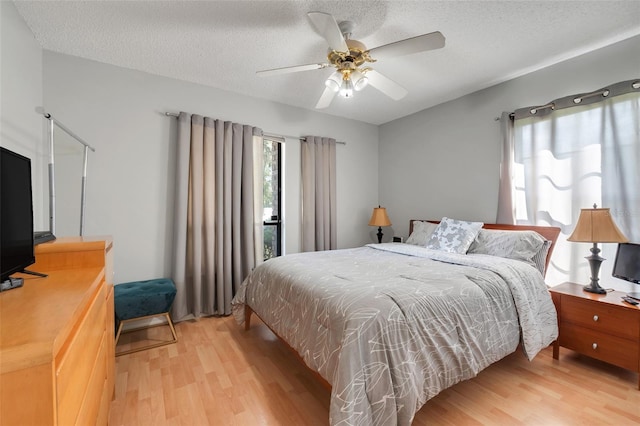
<box><xmin>301</xmin><ymin>136</ymin><xmax>337</xmax><ymax>251</ymax></box>
<box><xmin>172</xmin><ymin>112</ymin><xmax>263</xmax><ymax>320</ymax></box>
<box><xmin>496</xmin><ymin>111</ymin><xmax>516</xmax><ymax>224</ymax></box>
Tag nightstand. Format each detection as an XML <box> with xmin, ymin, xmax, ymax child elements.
<box><xmin>549</xmin><ymin>282</ymin><xmax>640</xmax><ymax>389</ymax></box>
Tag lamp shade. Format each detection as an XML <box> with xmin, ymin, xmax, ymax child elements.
<box><xmin>567</xmin><ymin>207</ymin><xmax>628</xmax><ymax>243</ymax></box>
<box><xmin>325</xmin><ymin>71</ymin><xmax>342</xmax><ymax>92</ymax></box>
<box><xmin>351</xmin><ymin>69</ymin><xmax>368</xmax><ymax>91</ymax></box>
<box><xmin>368</xmin><ymin>207</ymin><xmax>391</xmax><ymax>227</ymax></box>
<box><xmin>339</xmin><ymin>78</ymin><xmax>354</xmax><ymax>98</ymax></box>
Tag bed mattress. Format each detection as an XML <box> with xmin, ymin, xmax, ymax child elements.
<box><xmin>232</xmin><ymin>243</ymin><xmax>558</xmax><ymax>425</ymax></box>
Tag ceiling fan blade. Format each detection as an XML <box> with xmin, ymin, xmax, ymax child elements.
<box><xmin>367</xmin><ymin>31</ymin><xmax>445</xmax><ymax>61</ymax></box>
<box><xmin>307</xmin><ymin>12</ymin><xmax>349</xmax><ymax>52</ymax></box>
<box><xmin>315</xmin><ymin>86</ymin><xmax>337</xmax><ymax>109</ymax></box>
<box><xmin>366</xmin><ymin>70</ymin><xmax>408</xmax><ymax>100</ymax></box>
<box><xmin>257</xmin><ymin>63</ymin><xmax>329</xmax><ymax>77</ymax></box>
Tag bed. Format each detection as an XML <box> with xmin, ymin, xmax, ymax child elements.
<box><xmin>231</xmin><ymin>219</ymin><xmax>561</xmax><ymax>426</ymax></box>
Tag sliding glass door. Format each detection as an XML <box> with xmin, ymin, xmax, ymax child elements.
<box><xmin>263</xmin><ymin>138</ymin><xmax>281</xmax><ymax>260</ymax></box>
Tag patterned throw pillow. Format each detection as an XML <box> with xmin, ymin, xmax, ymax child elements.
<box><xmin>406</xmin><ymin>221</ymin><xmax>439</xmax><ymax>246</ymax></box>
<box><xmin>426</xmin><ymin>217</ymin><xmax>484</xmax><ymax>254</ymax></box>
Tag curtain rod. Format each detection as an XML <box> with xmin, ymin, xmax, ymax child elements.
<box><xmin>165</xmin><ymin>112</ymin><xmax>346</xmax><ymax>145</ymax></box>
<box><xmin>495</xmin><ymin>79</ymin><xmax>640</xmax><ymax>121</ymax></box>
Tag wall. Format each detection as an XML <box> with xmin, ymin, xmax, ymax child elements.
<box><xmin>379</xmin><ymin>34</ymin><xmax>640</xmax><ymax>286</ymax></box>
<box><xmin>380</xmin><ymin>35</ymin><xmax>640</xmax><ymax>236</ymax></box>
<box><xmin>0</xmin><ymin>1</ymin><xmax>46</xmax><ymax>229</ymax></box>
<box><xmin>43</xmin><ymin>51</ymin><xmax>379</xmax><ymax>284</ymax></box>
<box><xmin>9</xmin><ymin>1</ymin><xmax>638</xmax><ymax>287</ymax></box>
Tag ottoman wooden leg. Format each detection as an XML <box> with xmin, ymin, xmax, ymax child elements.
<box><xmin>115</xmin><ymin>312</ymin><xmax>178</xmax><ymax>356</ymax></box>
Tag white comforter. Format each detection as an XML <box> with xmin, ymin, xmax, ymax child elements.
<box><xmin>232</xmin><ymin>243</ymin><xmax>558</xmax><ymax>425</ymax></box>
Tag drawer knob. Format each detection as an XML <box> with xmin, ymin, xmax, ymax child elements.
<box><xmin>593</xmin><ymin>315</ymin><xmax>599</xmax><ymax>322</ymax></box>
<box><xmin>592</xmin><ymin>343</ymin><xmax>598</xmax><ymax>350</ymax></box>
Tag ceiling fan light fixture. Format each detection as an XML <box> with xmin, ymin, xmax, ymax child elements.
<box><xmin>339</xmin><ymin>78</ymin><xmax>354</xmax><ymax>98</ymax></box>
<box><xmin>351</xmin><ymin>69</ymin><xmax>368</xmax><ymax>91</ymax></box>
<box><xmin>258</xmin><ymin>12</ymin><xmax>445</xmax><ymax>109</ymax></box>
<box><xmin>325</xmin><ymin>71</ymin><xmax>342</xmax><ymax>92</ymax></box>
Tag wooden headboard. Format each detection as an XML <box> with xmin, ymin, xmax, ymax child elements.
<box><xmin>409</xmin><ymin>220</ymin><xmax>561</xmax><ymax>277</ymax></box>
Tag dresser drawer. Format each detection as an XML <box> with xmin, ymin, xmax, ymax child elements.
<box><xmin>56</xmin><ymin>284</ymin><xmax>107</xmax><ymax>426</ymax></box>
<box><xmin>561</xmin><ymin>296</ymin><xmax>639</xmax><ymax>339</ymax></box>
<box><xmin>560</xmin><ymin>323</ymin><xmax>639</xmax><ymax>371</ymax></box>
<box><xmin>75</xmin><ymin>331</ymin><xmax>107</xmax><ymax>426</ymax></box>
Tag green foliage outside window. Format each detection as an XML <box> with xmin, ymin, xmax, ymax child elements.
<box><xmin>263</xmin><ymin>139</ymin><xmax>280</xmax><ymax>260</ymax></box>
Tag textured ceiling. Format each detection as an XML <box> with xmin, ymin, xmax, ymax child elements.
<box><xmin>14</xmin><ymin>0</ymin><xmax>640</xmax><ymax>125</ymax></box>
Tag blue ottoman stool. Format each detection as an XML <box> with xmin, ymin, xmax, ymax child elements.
<box><xmin>114</xmin><ymin>278</ymin><xmax>178</xmax><ymax>356</ymax></box>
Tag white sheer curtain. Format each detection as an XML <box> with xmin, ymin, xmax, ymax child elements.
<box><xmin>172</xmin><ymin>112</ymin><xmax>263</xmax><ymax>320</ymax></box>
<box><xmin>498</xmin><ymin>80</ymin><xmax>640</xmax><ymax>286</ymax></box>
<box><xmin>301</xmin><ymin>136</ymin><xmax>337</xmax><ymax>251</ymax></box>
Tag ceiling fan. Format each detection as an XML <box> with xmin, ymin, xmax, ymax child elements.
<box><xmin>256</xmin><ymin>12</ymin><xmax>445</xmax><ymax>109</ymax></box>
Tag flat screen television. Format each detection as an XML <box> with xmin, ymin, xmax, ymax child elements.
<box><xmin>612</xmin><ymin>242</ymin><xmax>640</xmax><ymax>298</ymax></box>
<box><xmin>1</xmin><ymin>146</ymin><xmax>35</xmax><ymax>283</ymax></box>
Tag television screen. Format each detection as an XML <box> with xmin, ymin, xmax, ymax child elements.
<box><xmin>612</xmin><ymin>242</ymin><xmax>640</xmax><ymax>284</ymax></box>
<box><xmin>1</xmin><ymin>147</ymin><xmax>35</xmax><ymax>282</ymax></box>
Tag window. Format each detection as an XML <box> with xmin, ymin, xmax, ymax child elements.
<box><xmin>263</xmin><ymin>138</ymin><xmax>282</xmax><ymax>260</ymax></box>
<box><xmin>513</xmin><ymin>91</ymin><xmax>639</xmax><ymax>285</ymax></box>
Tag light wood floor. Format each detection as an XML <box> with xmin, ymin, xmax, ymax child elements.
<box><xmin>109</xmin><ymin>315</ymin><xmax>640</xmax><ymax>425</ymax></box>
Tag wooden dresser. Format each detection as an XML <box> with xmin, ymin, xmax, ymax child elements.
<box><xmin>0</xmin><ymin>237</ymin><xmax>115</xmax><ymax>425</ymax></box>
<box><xmin>550</xmin><ymin>281</ymin><xmax>640</xmax><ymax>389</ymax></box>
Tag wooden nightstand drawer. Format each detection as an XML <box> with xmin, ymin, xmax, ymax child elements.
<box><xmin>550</xmin><ymin>281</ymin><xmax>640</xmax><ymax>389</ymax></box>
<box><xmin>561</xmin><ymin>296</ymin><xmax>639</xmax><ymax>339</ymax></box>
<box><xmin>559</xmin><ymin>323</ymin><xmax>639</xmax><ymax>371</ymax></box>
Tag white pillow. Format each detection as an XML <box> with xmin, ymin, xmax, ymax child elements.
<box><xmin>468</xmin><ymin>229</ymin><xmax>546</xmax><ymax>268</ymax></box>
<box><xmin>426</xmin><ymin>217</ymin><xmax>484</xmax><ymax>254</ymax></box>
<box><xmin>468</xmin><ymin>229</ymin><xmax>551</xmax><ymax>275</ymax></box>
<box><xmin>406</xmin><ymin>221</ymin><xmax>438</xmax><ymax>246</ymax></box>
<box><xmin>531</xmin><ymin>240</ymin><xmax>552</xmax><ymax>276</ymax></box>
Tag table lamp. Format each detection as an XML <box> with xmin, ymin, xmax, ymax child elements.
<box><xmin>368</xmin><ymin>206</ymin><xmax>391</xmax><ymax>244</ymax></box>
<box><xmin>567</xmin><ymin>204</ymin><xmax>628</xmax><ymax>294</ymax></box>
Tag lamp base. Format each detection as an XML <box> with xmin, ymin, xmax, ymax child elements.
<box><xmin>582</xmin><ymin>243</ymin><xmax>607</xmax><ymax>295</ymax></box>
<box><xmin>376</xmin><ymin>226</ymin><xmax>383</xmax><ymax>244</ymax></box>
<box><xmin>583</xmin><ymin>284</ymin><xmax>607</xmax><ymax>294</ymax></box>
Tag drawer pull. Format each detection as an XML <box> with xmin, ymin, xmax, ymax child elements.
<box><xmin>592</xmin><ymin>343</ymin><xmax>598</xmax><ymax>350</ymax></box>
<box><xmin>593</xmin><ymin>315</ymin><xmax>599</xmax><ymax>322</ymax></box>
